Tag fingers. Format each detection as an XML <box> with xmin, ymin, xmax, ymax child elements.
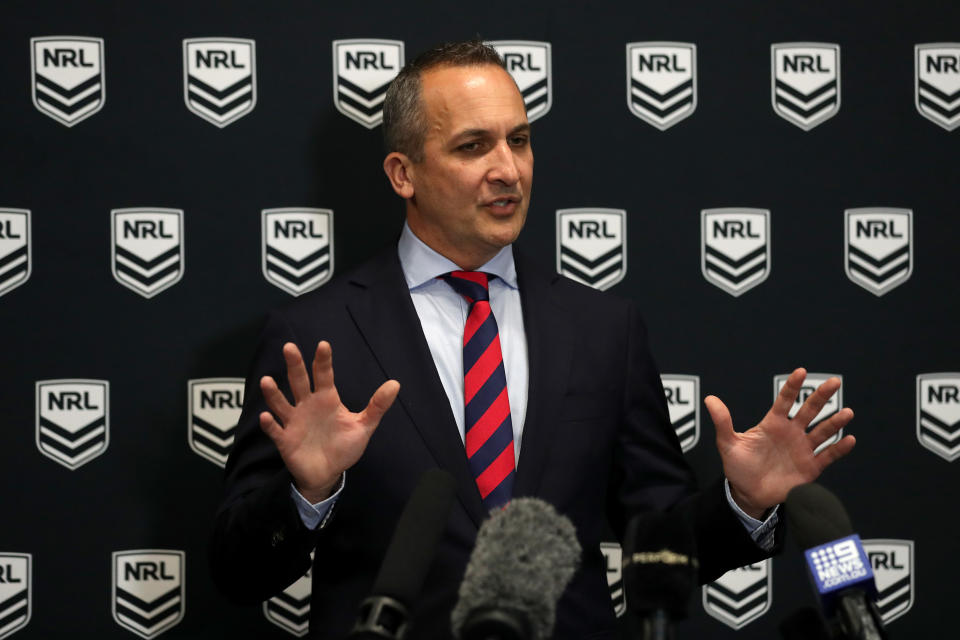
<box><xmin>312</xmin><ymin>341</ymin><xmax>335</xmax><ymax>390</ymax></box>
<box><xmin>360</xmin><ymin>380</ymin><xmax>401</xmax><ymax>431</ymax></box>
<box><xmin>260</xmin><ymin>375</ymin><xmax>292</xmax><ymax>421</ymax></box>
<box><xmin>772</xmin><ymin>368</ymin><xmax>807</xmax><ymax>416</ymax></box>
<box><xmin>283</xmin><ymin>343</ymin><xmax>312</xmax><ymax>402</ymax></box>
<box><xmin>704</xmin><ymin>395</ymin><xmax>735</xmax><ymax>448</ymax></box>
<box><xmin>793</xmin><ymin>376</ymin><xmax>842</xmax><ymax>428</ymax></box>
<box><xmin>259</xmin><ymin>410</ymin><xmax>284</xmax><ymax>443</ymax></box>
<box><xmin>814</xmin><ymin>434</ymin><xmax>857</xmax><ymax>472</ymax></box>
<box><xmin>807</xmin><ymin>407</ymin><xmax>854</xmax><ymax>451</ymax></box>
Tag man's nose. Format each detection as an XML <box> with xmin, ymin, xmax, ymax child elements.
<box><xmin>486</xmin><ymin>141</ymin><xmax>521</xmax><ymax>185</ymax></box>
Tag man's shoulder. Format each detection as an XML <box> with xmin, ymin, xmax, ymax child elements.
<box><xmin>514</xmin><ymin>249</ymin><xmax>635</xmax><ymax>314</ymax></box>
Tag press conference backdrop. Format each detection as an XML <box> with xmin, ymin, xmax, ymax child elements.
<box><xmin>1</xmin><ymin>1</ymin><xmax>957</xmax><ymax>638</ymax></box>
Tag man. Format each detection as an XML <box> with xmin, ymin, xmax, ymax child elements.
<box><xmin>210</xmin><ymin>41</ymin><xmax>855</xmax><ymax>638</ymax></box>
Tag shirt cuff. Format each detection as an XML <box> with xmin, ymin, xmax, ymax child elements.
<box><xmin>290</xmin><ymin>474</ymin><xmax>345</xmax><ymax>531</ymax></box>
<box><xmin>724</xmin><ymin>478</ymin><xmax>779</xmax><ymax>552</ymax></box>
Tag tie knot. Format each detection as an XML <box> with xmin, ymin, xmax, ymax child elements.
<box><xmin>441</xmin><ymin>271</ymin><xmax>490</xmax><ymax>303</ymax></box>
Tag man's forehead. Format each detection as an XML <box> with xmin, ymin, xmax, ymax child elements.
<box><xmin>420</xmin><ymin>64</ymin><xmax>526</xmax><ymax>132</ymax></box>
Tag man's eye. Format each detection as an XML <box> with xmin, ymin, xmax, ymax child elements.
<box><xmin>509</xmin><ymin>135</ymin><xmax>529</xmax><ymax>146</ymax></box>
<box><xmin>458</xmin><ymin>142</ymin><xmax>481</xmax><ymax>152</ymax></box>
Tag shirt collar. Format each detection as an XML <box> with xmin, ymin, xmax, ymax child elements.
<box><xmin>397</xmin><ymin>221</ymin><xmax>518</xmax><ymax>291</ymax></box>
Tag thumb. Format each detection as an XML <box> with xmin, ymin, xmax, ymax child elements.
<box><xmin>704</xmin><ymin>395</ymin><xmax>735</xmax><ymax>448</ymax></box>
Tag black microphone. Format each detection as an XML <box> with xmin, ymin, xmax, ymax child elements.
<box><xmin>785</xmin><ymin>483</ymin><xmax>888</xmax><ymax>640</ymax></box>
<box><xmin>349</xmin><ymin>468</ymin><xmax>458</xmax><ymax>639</ymax></box>
<box><xmin>450</xmin><ymin>498</ymin><xmax>581</xmax><ymax>640</ymax></box>
<box><xmin>621</xmin><ymin>511</ymin><xmax>698</xmax><ymax>640</ymax></box>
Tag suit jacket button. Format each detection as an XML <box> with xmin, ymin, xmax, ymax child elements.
<box><xmin>271</xmin><ymin>530</ymin><xmax>285</xmax><ymax>547</ymax></box>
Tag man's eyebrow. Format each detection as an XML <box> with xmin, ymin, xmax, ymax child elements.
<box><xmin>451</xmin><ymin>123</ymin><xmax>531</xmax><ymax>141</ymax></box>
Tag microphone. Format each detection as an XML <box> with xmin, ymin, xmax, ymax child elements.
<box><xmin>621</xmin><ymin>511</ymin><xmax>698</xmax><ymax>640</ymax></box>
<box><xmin>785</xmin><ymin>483</ymin><xmax>888</xmax><ymax>640</ymax></box>
<box><xmin>450</xmin><ymin>498</ymin><xmax>581</xmax><ymax>640</ymax></box>
<box><xmin>349</xmin><ymin>468</ymin><xmax>458</xmax><ymax>640</ymax></box>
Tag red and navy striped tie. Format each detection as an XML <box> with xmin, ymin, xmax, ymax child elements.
<box><xmin>441</xmin><ymin>271</ymin><xmax>515</xmax><ymax>510</ymax></box>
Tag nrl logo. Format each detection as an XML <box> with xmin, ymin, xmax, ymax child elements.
<box><xmin>916</xmin><ymin>373</ymin><xmax>960</xmax><ymax>462</ymax></box>
<box><xmin>844</xmin><ymin>208</ymin><xmax>912</xmax><ymax>296</ymax></box>
<box><xmin>264</xmin><ymin>561</ymin><xmax>312</xmax><ymax>636</ymax></box>
<box><xmin>0</xmin><ymin>553</ymin><xmax>31</xmax><ymax>640</ymax></box>
<box><xmin>111</xmin><ymin>208</ymin><xmax>185</xmax><ymax>298</ymax></box>
<box><xmin>773</xmin><ymin>373</ymin><xmax>843</xmax><ymax>455</ymax></box>
<box><xmin>112</xmin><ymin>550</ymin><xmax>185</xmax><ymax>639</ymax></box>
<box><xmin>188</xmin><ymin>378</ymin><xmax>243</xmax><ymax>468</ymax></box>
<box><xmin>701</xmin><ymin>208</ymin><xmax>770</xmax><ymax>297</ymax></box>
<box><xmin>626</xmin><ymin>42</ymin><xmax>696</xmax><ymax>130</ymax></box>
<box><xmin>0</xmin><ymin>209</ymin><xmax>31</xmax><ymax>298</ymax></box>
<box><xmin>31</xmin><ymin>36</ymin><xmax>105</xmax><ymax>127</ymax></box>
<box><xmin>556</xmin><ymin>208</ymin><xmax>626</xmax><ymax>290</ymax></box>
<box><xmin>702</xmin><ymin>559</ymin><xmax>772</xmax><ymax>630</ymax></box>
<box><xmin>35</xmin><ymin>379</ymin><xmax>109</xmax><ymax>470</ymax></box>
<box><xmin>333</xmin><ymin>39</ymin><xmax>404</xmax><ymax>129</ymax></box>
<box><xmin>599</xmin><ymin>543</ymin><xmax>626</xmax><ymax>618</ymax></box>
<box><xmin>863</xmin><ymin>539</ymin><xmax>915</xmax><ymax>625</ymax></box>
<box><xmin>183</xmin><ymin>38</ymin><xmax>256</xmax><ymax>127</ymax></box>
<box><xmin>915</xmin><ymin>43</ymin><xmax>960</xmax><ymax>131</ymax></box>
<box><xmin>488</xmin><ymin>41</ymin><xmax>552</xmax><ymax>122</ymax></box>
<box><xmin>661</xmin><ymin>375</ymin><xmax>700</xmax><ymax>452</ymax></box>
<box><xmin>262</xmin><ymin>208</ymin><xmax>333</xmax><ymax>296</ymax></box>
<box><xmin>771</xmin><ymin>43</ymin><xmax>840</xmax><ymax>130</ymax></box>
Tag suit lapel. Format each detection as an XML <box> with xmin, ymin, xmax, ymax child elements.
<box><xmin>345</xmin><ymin>250</ymin><xmax>486</xmax><ymax>527</ymax></box>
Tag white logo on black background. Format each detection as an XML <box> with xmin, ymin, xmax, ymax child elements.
<box><xmin>264</xmin><ymin>561</ymin><xmax>312</xmax><ymax>636</ymax></box>
<box><xmin>771</xmin><ymin>43</ymin><xmax>840</xmax><ymax>130</ymax></box>
<box><xmin>183</xmin><ymin>38</ymin><xmax>256</xmax><ymax>127</ymax></box>
<box><xmin>774</xmin><ymin>373</ymin><xmax>843</xmax><ymax>454</ymax></box>
<box><xmin>488</xmin><ymin>41</ymin><xmax>552</xmax><ymax>122</ymax></box>
<box><xmin>113</xmin><ymin>550</ymin><xmax>184</xmax><ymax>639</ymax></box>
<box><xmin>703</xmin><ymin>559</ymin><xmax>772</xmax><ymax>629</ymax></box>
<box><xmin>626</xmin><ymin>42</ymin><xmax>697</xmax><ymax>130</ymax></box>
<box><xmin>863</xmin><ymin>539</ymin><xmax>915</xmax><ymax>624</ymax></box>
<box><xmin>915</xmin><ymin>43</ymin><xmax>960</xmax><ymax>131</ymax></box>
<box><xmin>0</xmin><ymin>209</ymin><xmax>30</xmax><ymax>298</ymax></box>
<box><xmin>31</xmin><ymin>36</ymin><xmax>105</xmax><ymax>127</ymax></box>
<box><xmin>661</xmin><ymin>375</ymin><xmax>700</xmax><ymax>452</ymax></box>
<box><xmin>333</xmin><ymin>39</ymin><xmax>403</xmax><ymax>129</ymax></box>
<box><xmin>556</xmin><ymin>208</ymin><xmax>626</xmax><ymax>290</ymax></box>
<box><xmin>111</xmin><ymin>208</ymin><xmax>184</xmax><ymax>298</ymax></box>
<box><xmin>262</xmin><ymin>208</ymin><xmax>333</xmax><ymax>296</ymax></box>
<box><xmin>916</xmin><ymin>373</ymin><xmax>960</xmax><ymax>462</ymax></box>
<box><xmin>35</xmin><ymin>379</ymin><xmax>109</xmax><ymax>470</ymax></box>
<box><xmin>0</xmin><ymin>553</ymin><xmax>31</xmax><ymax>640</ymax></box>
<box><xmin>844</xmin><ymin>208</ymin><xmax>912</xmax><ymax>296</ymax></box>
<box><xmin>599</xmin><ymin>543</ymin><xmax>626</xmax><ymax>618</ymax></box>
<box><xmin>188</xmin><ymin>378</ymin><xmax>243</xmax><ymax>468</ymax></box>
<box><xmin>701</xmin><ymin>208</ymin><xmax>770</xmax><ymax>296</ymax></box>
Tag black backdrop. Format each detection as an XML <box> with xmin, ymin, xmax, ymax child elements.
<box><xmin>1</xmin><ymin>1</ymin><xmax>957</xmax><ymax>637</ymax></box>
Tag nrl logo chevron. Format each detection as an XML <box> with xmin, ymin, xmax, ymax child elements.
<box><xmin>844</xmin><ymin>208</ymin><xmax>912</xmax><ymax>296</ymax></box>
<box><xmin>262</xmin><ymin>208</ymin><xmax>333</xmax><ymax>296</ymax></box>
<box><xmin>112</xmin><ymin>550</ymin><xmax>184</xmax><ymax>639</ymax></box>
<box><xmin>0</xmin><ymin>553</ymin><xmax>31</xmax><ymax>640</ymax></box>
<box><xmin>701</xmin><ymin>208</ymin><xmax>770</xmax><ymax>297</ymax></box>
<box><xmin>556</xmin><ymin>208</ymin><xmax>626</xmax><ymax>290</ymax></box>
<box><xmin>333</xmin><ymin>39</ymin><xmax>403</xmax><ymax>128</ymax></box>
<box><xmin>703</xmin><ymin>559</ymin><xmax>772</xmax><ymax>629</ymax></box>
<box><xmin>772</xmin><ymin>43</ymin><xmax>840</xmax><ymax>130</ymax></box>
<box><xmin>600</xmin><ymin>543</ymin><xmax>626</xmax><ymax>617</ymax></box>
<box><xmin>183</xmin><ymin>38</ymin><xmax>256</xmax><ymax>127</ymax></box>
<box><xmin>35</xmin><ymin>379</ymin><xmax>109</xmax><ymax>470</ymax></box>
<box><xmin>31</xmin><ymin>36</ymin><xmax>105</xmax><ymax>127</ymax></box>
<box><xmin>774</xmin><ymin>373</ymin><xmax>843</xmax><ymax>455</ymax></box>
<box><xmin>661</xmin><ymin>375</ymin><xmax>700</xmax><ymax>452</ymax></box>
<box><xmin>264</xmin><ymin>563</ymin><xmax>312</xmax><ymax>636</ymax></box>
<box><xmin>188</xmin><ymin>378</ymin><xmax>243</xmax><ymax>468</ymax></box>
<box><xmin>916</xmin><ymin>373</ymin><xmax>960</xmax><ymax>462</ymax></box>
<box><xmin>488</xmin><ymin>41</ymin><xmax>552</xmax><ymax>122</ymax></box>
<box><xmin>111</xmin><ymin>208</ymin><xmax>184</xmax><ymax>298</ymax></box>
<box><xmin>915</xmin><ymin>43</ymin><xmax>960</xmax><ymax>131</ymax></box>
<box><xmin>626</xmin><ymin>42</ymin><xmax>696</xmax><ymax>130</ymax></box>
<box><xmin>862</xmin><ymin>539</ymin><xmax>915</xmax><ymax>625</ymax></box>
<box><xmin>0</xmin><ymin>209</ymin><xmax>31</xmax><ymax>298</ymax></box>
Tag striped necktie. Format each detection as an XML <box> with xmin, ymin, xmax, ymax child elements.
<box><xmin>440</xmin><ymin>271</ymin><xmax>515</xmax><ymax>510</ymax></box>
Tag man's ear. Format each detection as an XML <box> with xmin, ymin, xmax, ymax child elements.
<box><xmin>383</xmin><ymin>152</ymin><xmax>415</xmax><ymax>199</ymax></box>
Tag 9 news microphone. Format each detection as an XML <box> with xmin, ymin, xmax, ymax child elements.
<box><xmin>349</xmin><ymin>468</ymin><xmax>457</xmax><ymax>639</ymax></box>
<box><xmin>785</xmin><ymin>483</ymin><xmax>888</xmax><ymax>640</ymax></box>
<box><xmin>450</xmin><ymin>498</ymin><xmax>581</xmax><ymax>640</ymax></box>
<box><xmin>621</xmin><ymin>511</ymin><xmax>698</xmax><ymax>640</ymax></box>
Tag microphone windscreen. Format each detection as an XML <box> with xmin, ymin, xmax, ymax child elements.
<box><xmin>371</xmin><ymin>468</ymin><xmax>458</xmax><ymax>604</ymax></box>
<box><xmin>785</xmin><ymin>483</ymin><xmax>854</xmax><ymax>551</ymax></box>
<box><xmin>450</xmin><ymin>498</ymin><xmax>581</xmax><ymax>640</ymax></box>
<box><xmin>622</xmin><ymin>511</ymin><xmax>698</xmax><ymax>618</ymax></box>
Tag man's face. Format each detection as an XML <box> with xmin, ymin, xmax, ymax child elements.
<box><xmin>403</xmin><ymin>64</ymin><xmax>533</xmax><ymax>270</ymax></box>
